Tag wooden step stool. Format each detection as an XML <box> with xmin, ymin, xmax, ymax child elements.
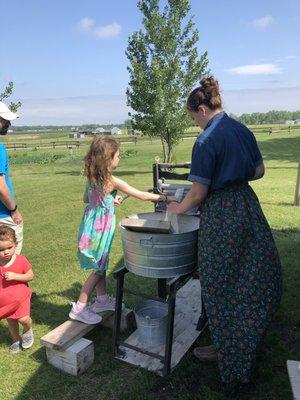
<box><xmin>40</xmin><ymin>308</ymin><xmax>135</xmax><ymax>375</ymax></box>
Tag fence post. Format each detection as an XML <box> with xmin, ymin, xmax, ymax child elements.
<box><xmin>294</xmin><ymin>162</ymin><xmax>300</xmax><ymax>206</ymax></box>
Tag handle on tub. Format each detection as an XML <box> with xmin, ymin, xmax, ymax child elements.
<box><xmin>139</xmin><ymin>237</ymin><xmax>154</xmax><ymax>248</ymax></box>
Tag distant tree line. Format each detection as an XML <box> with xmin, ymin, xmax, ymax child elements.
<box><xmin>229</xmin><ymin>110</ymin><xmax>300</xmax><ymax>125</ymax></box>
<box><xmin>12</xmin><ymin>123</ymin><xmax>128</xmax><ymax>133</ymax></box>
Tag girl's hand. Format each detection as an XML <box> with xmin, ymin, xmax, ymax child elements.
<box><xmin>4</xmin><ymin>272</ymin><xmax>18</xmax><ymax>281</ymax></box>
<box><xmin>167</xmin><ymin>201</ymin><xmax>182</xmax><ymax>214</ymax></box>
<box><xmin>114</xmin><ymin>195</ymin><xmax>124</xmax><ymax>205</ymax></box>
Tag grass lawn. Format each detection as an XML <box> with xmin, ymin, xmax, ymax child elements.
<box><xmin>0</xmin><ymin>130</ymin><xmax>299</xmax><ymax>400</ymax></box>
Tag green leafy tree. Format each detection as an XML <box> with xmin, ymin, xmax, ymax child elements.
<box><xmin>126</xmin><ymin>0</ymin><xmax>208</xmax><ymax>162</ymax></box>
<box><xmin>0</xmin><ymin>81</ymin><xmax>21</xmax><ymax>113</ymax></box>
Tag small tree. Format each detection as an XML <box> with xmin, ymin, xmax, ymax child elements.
<box><xmin>0</xmin><ymin>81</ymin><xmax>21</xmax><ymax>113</ymax></box>
<box><xmin>126</xmin><ymin>0</ymin><xmax>208</xmax><ymax>162</ymax></box>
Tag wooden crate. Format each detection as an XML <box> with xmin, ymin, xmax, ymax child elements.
<box><xmin>46</xmin><ymin>338</ymin><xmax>94</xmax><ymax>376</ymax></box>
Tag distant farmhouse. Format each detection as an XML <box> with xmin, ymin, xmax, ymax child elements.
<box><xmin>92</xmin><ymin>127</ymin><xmax>122</xmax><ymax>135</ymax></box>
<box><xmin>69</xmin><ymin>132</ymin><xmax>85</xmax><ymax>139</ymax></box>
<box><xmin>111</xmin><ymin>127</ymin><xmax>122</xmax><ymax>135</ymax></box>
<box><xmin>93</xmin><ymin>127</ymin><xmax>110</xmax><ymax>135</ymax></box>
<box><xmin>285</xmin><ymin>119</ymin><xmax>300</xmax><ymax>125</ymax></box>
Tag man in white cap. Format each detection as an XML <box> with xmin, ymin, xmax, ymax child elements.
<box><xmin>0</xmin><ymin>101</ymin><xmax>23</xmax><ymax>253</ymax></box>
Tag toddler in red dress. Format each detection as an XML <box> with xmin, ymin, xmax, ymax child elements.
<box><xmin>0</xmin><ymin>225</ymin><xmax>34</xmax><ymax>353</ymax></box>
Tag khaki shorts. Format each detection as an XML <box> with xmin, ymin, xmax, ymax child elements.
<box><xmin>0</xmin><ymin>216</ymin><xmax>23</xmax><ymax>254</ymax></box>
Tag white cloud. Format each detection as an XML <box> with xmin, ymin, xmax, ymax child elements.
<box><xmin>12</xmin><ymin>87</ymin><xmax>300</xmax><ymax>125</ymax></box>
<box><xmin>78</xmin><ymin>17</ymin><xmax>95</xmax><ymax>33</ymax></box>
<box><xmin>78</xmin><ymin>18</ymin><xmax>121</xmax><ymax>39</ymax></box>
<box><xmin>94</xmin><ymin>22</ymin><xmax>121</xmax><ymax>39</ymax></box>
<box><xmin>286</xmin><ymin>55</ymin><xmax>300</xmax><ymax>60</ymax></box>
<box><xmin>227</xmin><ymin>64</ymin><xmax>282</xmax><ymax>75</ymax></box>
<box><xmin>13</xmin><ymin>96</ymin><xmax>130</xmax><ymax>125</ymax></box>
<box><xmin>223</xmin><ymin>87</ymin><xmax>300</xmax><ymax>115</ymax></box>
<box><xmin>253</xmin><ymin>15</ymin><xmax>274</xmax><ymax>29</ymax></box>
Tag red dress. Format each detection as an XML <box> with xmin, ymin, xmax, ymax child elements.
<box><xmin>0</xmin><ymin>255</ymin><xmax>32</xmax><ymax>319</ymax></box>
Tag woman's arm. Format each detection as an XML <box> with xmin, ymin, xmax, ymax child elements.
<box><xmin>4</xmin><ymin>269</ymin><xmax>34</xmax><ymax>283</ymax></box>
<box><xmin>168</xmin><ymin>182</ymin><xmax>208</xmax><ymax>214</ymax></box>
<box><xmin>250</xmin><ymin>162</ymin><xmax>265</xmax><ymax>181</ymax></box>
<box><xmin>112</xmin><ymin>176</ymin><xmax>168</xmax><ymax>202</ymax></box>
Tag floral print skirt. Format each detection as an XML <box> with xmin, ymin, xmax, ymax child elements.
<box><xmin>198</xmin><ymin>183</ymin><xmax>282</xmax><ymax>384</ymax></box>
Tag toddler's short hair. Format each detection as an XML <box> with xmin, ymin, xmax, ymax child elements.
<box><xmin>0</xmin><ymin>225</ymin><xmax>17</xmax><ymax>244</ymax></box>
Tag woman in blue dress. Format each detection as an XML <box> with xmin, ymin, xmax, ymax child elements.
<box><xmin>168</xmin><ymin>76</ymin><xmax>282</xmax><ymax>385</ymax></box>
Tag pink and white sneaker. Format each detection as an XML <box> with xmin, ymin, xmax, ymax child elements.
<box><xmin>90</xmin><ymin>295</ymin><xmax>124</xmax><ymax>313</ymax></box>
<box><xmin>69</xmin><ymin>302</ymin><xmax>102</xmax><ymax>324</ymax></box>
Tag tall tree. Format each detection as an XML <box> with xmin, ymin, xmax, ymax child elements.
<box><xmin>126</xmin><ymin>0</ymin><xmax>208</xmax><ymax>162</ymax></box>
<box><xmin>0</xmin><ymin>81</ymin><xmax>21</xmax><ymax>113</ymax></box>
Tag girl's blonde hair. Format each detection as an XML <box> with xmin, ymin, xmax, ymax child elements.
<box><xmin>84</xmin><ymin>136</ymin><xmax>120</xmax><ymax>192</ymax></box>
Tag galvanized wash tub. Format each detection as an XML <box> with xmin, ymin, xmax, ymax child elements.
<box><xmin>120</xmin><ymin>212</ymin><xmax>199</xmax><ymax>278</ymax></box>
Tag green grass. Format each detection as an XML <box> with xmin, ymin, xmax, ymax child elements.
<box><xmin>0</xmin><ymin>131</ymin><xmax>299</xmax><ymax>400</ymax></box>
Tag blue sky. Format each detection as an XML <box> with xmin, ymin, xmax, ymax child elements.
<box><xmin>1</xmin><ymin>0</ymin><xmax>300</xmax><ymax>125</ymax></box>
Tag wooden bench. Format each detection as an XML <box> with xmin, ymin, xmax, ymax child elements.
<box><xmin>40</xmin><ymin>308</ymin><xmax>135</xmax><ymax>375</ymax></box>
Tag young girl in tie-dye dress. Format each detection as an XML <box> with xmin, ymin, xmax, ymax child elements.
<box><xmin>69</xmin><ymin>136</ymin><xmax>171</xmax><ymax>324</ymax></box>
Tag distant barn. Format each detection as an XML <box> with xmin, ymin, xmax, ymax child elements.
<box><xmin>69</xmin><ymin>132</ymin><xmax>85</xmax><ymax>139</ymax></box>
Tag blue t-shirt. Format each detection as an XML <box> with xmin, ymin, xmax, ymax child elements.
<box><xmin>188</xmin><ymin>112</ymin><xmax>263</xmax><ymax>190</ymax></box>
<box><xmin>0</xmin><ymin>144</ymin><xmax>15</xmax><ymax>218</ymax></box>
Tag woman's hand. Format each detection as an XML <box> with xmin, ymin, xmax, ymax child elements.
<box><xmin>114</xmin><ymin>195</ymin><xmax>124</xmax><ymax>205</ymax></box>
<box><xmin>165</xmin><ymin>195</ymin><xmax>178</xmax><ymax>204</ymax></box>
<box><xmin>167</xmin><ymin>201</ymin><xmax>182</xmax><ymax>214</ymax></box>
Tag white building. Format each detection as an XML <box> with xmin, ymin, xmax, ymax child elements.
<box><xmin>111</xmin><ymin>127</ymin><xmax>122</xmax><ymax>135</ymax></box>
<box><xmin>285</xmin><ymin>120</ymin><xmax>295</xmax><ymax>125</ymax></box>
<box><xmin>69</xmin><ymin>132</ymin><xmax>85</xmax><ymax>139</ymax></box>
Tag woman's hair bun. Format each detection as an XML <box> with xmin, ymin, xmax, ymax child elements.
<box><xmin>187</xmin><ymin>75</ymin><xmax>222</xmax><ymax>112</ymax></box>
<box><xmin>200</xmin><ymin>76</ymin><xmax>220</xmax><ymax>95</ymax></box>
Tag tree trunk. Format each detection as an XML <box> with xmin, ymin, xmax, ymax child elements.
<box><xmin>166</xmin><ymin>128</ymin><xmax>173</xmax><ymax>163</ymax></box>
<box><xmin>160</xmin><ymin>136</ymin><xmax>166</xmax><ymax>163</ymax></box>
<box><xmin>166</xmin><ymin>144</ymin><xmax>172</xmax><ymax>163</ymax></box>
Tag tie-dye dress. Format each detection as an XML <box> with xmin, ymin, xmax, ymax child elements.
<box><xmin>77</xmin><ymin>184</ymin><xmax>116</xmax><ymax>273</ymax></box>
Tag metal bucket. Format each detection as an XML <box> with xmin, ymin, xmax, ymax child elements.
<box><xmin>120</xmin><ymin>212</ymin><xmax>199</xmax><ymax>278</ymax></box>
<box><xmin>134</xmin><ymin>299</ymin><xmax>168</xmax><ymax>346</ymax></box>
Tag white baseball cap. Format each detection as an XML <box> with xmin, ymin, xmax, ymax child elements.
<box><xmin>0</xmin><ymin>101</ymin><xmax>19</xmax><ymax>121</ymax></box>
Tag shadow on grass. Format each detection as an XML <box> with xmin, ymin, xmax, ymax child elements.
<box><xmin>261</xmin><ymin>201</ymin><xmax>295</xmax><ymax>206</ymax></box>
<box><xmin>259</xmin><ymin>136</ymin><xmax>300</xmax><ymax>163</ymax></box>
